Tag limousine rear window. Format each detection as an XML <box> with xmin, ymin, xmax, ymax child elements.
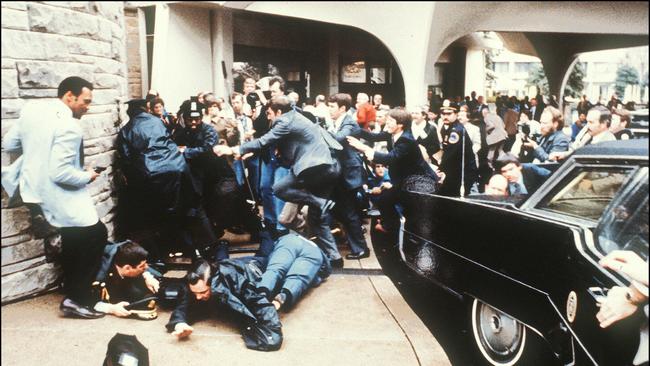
<box><xmin>536</xmin><ymin>167</ymin><xmax>634</xmax><ymax>222</ymax></box>
<box><xmin>596</xmin><ymin>167</ymin><xmax>649</xmax><ymax>260</ymax></box>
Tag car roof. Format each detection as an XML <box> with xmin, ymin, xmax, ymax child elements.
<box><xmin>573</xmin><ymin>138</ymin><xmax>649</xmax><ymax>158</ymax></box>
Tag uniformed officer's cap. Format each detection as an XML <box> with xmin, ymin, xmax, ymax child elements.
<box><xmin>125</xmin><ymin>98</ymin><xmax>149</xmax><ymax>117</ymax></box>
<box><xmin>125</xmin><ymin>98</ymin><xmax>148</xmax><ymax>109</ymax></box>
<box><xmin>440</xmin><ymin>99</ymin><xmax>458</xmax><ymax>113</ymax></box>
<box><xmin>179</xmin><ymin>98</ymin><xmax>205</xmax><ymax>119</ymax></box>
<box><xmin>189</xmin><ymin>101</ymin><xmax>202</xmax><ymax>118</ymax></box>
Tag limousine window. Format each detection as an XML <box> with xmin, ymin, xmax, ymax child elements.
<box><xmin>537</xmin><ymin>167</ymin><xmax>634</xmax><ymax>221</ymax></box>
<box><xmin>596</xmin><ymin>167</ymin><xmax>649</xmax><ymax>258</ymax></box>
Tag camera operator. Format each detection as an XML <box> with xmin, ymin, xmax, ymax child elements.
<box><xmin>511</xmin><ymin>109</ymin><xmax>540</xmax><ymax>162</ymax></box>
<box><xmin>242</xmin><ymin>77</ymin><xmax>269</xmax><ymax>120</ymax></box>
<box><xmin>520</xmin><ymin>106</ymin><xmax>570</xmax><ymax>163</ymax></box>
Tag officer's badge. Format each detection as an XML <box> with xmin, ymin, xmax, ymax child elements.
<box><xmin>449</xmin><ymin>131</ymin><xmax>460</xmax><ymax>144</ymax></box>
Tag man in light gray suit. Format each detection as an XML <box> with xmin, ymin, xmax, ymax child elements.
<box><xmin>213</xmin><ymin>95</ymin><xmax>340</xmax><ymax>219</ymax></box>
<box><xmin>2</xmin><ymin>76</ymin><xmax>106</xmax><ymax>319</ymax></box>
<box><xmin>213</xmin><ymin>95</ymin><xmax>340</xmax><ymax>216</ymax></box>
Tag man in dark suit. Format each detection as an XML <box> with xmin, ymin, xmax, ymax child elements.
<box><xmin>347</xmin><ymin>108</ymin><xmax>438</xmax><ymax>234</ymax></box>
<box><xmin>166</xmin><ymin>259</ymin><xmax>282</xmax><ymax>351</ymax></box>
<box><xmin>326</xmin><ymin>93</ymin><xmax>370</xmax><ymax>259</ymax></box>
<box><xmin>494</xmin><ymin>153</ymin><xmax>550</xmax><ymax>195</ymax></box>
<box><xmin>214</xmin><ymin>95</ymin><xmax>339</xmax><ymax>219</ymax></box>
<box><xmin>529</xmin><ymin>96</ymin><xmax>545</xmax><ymax>122</ymax></box>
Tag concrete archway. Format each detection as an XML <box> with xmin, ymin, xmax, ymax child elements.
<box><xmin>422</xmin><ymin>2</ymin><xmax>648</xmax><ymax>107</ymax></box>
<box><xmin>150</xmin><ymin>1</ymin><xmax>648</xmax><ymax>108</ymax></box>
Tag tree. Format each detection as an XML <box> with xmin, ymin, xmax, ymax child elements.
<box><xmin>526</xmin><ymin>64</ymin><xmax>548</xmax><ymax>95</ymax></box>
<box><xmin>526</xmin><ymin>62</ymin><xmax>586</xmax><ymax>98</ymax></box>
<box><xmin>564</xmin><ymin>62</ymin><xmax>586</xmax><ymax>99</ymax></box>
<box><xmin>483</xmin><ymin>49</ymin><xmax>498</xmax><ymax>87</ymax></box>
<box><xmin>614</xmin><ymin>64</ymin><xmax>639</xmax><ymax>98</ymax></box>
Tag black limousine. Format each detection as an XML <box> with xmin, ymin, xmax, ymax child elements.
<box><xmin>399</xmin><ymin>139</ymin><xmax>649</xmax><ymax>365</ymax></box>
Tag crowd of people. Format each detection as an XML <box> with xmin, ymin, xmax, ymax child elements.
<box><xmin>2</xmin><ymin>74</ymin><xmax>647</xmax><ymax>355</ymax></box>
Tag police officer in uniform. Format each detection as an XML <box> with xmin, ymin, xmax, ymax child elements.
<box><xmin>438</xmin><ymin>101</ymin><xmax>477</xmax><ymax>197</ymax></box>
<box><xmin>92</xmin><ymin>241</ymin><xmax>162</xmax><ymax>320</ymax></box>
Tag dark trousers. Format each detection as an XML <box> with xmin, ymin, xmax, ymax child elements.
<box><xmin>377</xmin><ymin>187</ymin><xmax>400</xmax><ymax>233</ymax></box>
<box><xmin>59</xmin><ymin>221</ymin><xmax>108</xmax><ymax>307</ymax></box>
<box><xmin>503</xmin><ymin>135</ymin><xmax>516</xmax><ymax>152</ymax></box>
<box><xmin>331</xmin><ymin>187</ymin><xmax>368</xmax><ymax>254</ymax></box>
<box><xmin>272</xmin><ymin>163</ymin><xmax>340</xmax><ymax>210</ymax></box>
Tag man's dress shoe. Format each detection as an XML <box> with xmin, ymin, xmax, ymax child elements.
<box><xmin>60</xmin><ymin>298</ymin><xmax>105</xmax><ymax>319</ymax></box>
<box><xmin>345</xmin><ymin>250</ymin><xmax>371</xmax><ymax>260</ymax></box>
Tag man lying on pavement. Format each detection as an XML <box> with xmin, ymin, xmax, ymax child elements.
<box><xmin>166</xmin><ymin>257</ymin><xmax>283</xmax><ymax>351</ymax></box>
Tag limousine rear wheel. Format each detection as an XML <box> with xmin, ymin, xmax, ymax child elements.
<box><xmin>471</xmin><ymin>299</ymin><xmax>526</xmax><ymax>366</ymax></box>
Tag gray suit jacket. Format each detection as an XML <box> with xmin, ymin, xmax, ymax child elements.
<box><xmin>2</xmin><ymin>100</ymin><xmax>98</xmax><ymax>227</ymax></box>
<box><xmin>240</xmin><ymin>110</ymin><xmax>334</xmax><ymax>176</ymax></box>
<box><xmin>330</xmin><ymin>114</ymin><xmax>364</xmax><ymax>190</ymax></box>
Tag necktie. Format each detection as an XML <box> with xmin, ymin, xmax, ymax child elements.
<box><xmin>79</xmin><ymin>138</ymin><xmax>85</xmax><ymax>167</ymax></box>
<box><xmin>510</xmin><ymin>182</ymin><xmax>526</xmax><ymax>195</ymax></box>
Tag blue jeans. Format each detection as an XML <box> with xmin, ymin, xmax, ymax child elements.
<box><xmin>247</xmin><ymin>156</ymin><xmax>260</xmax><ymax>199</ymax></box>
<box><xmin>233</xmin><ymin>159</ymin><xmax>246</xmax><ymax>187</ymax></box>
<box><xmin>257</xmin><ymin>233</ymin><xmax>324</xmax><ymax>304</ymax></box>
<box><xmin>260</xmin><ymin>154</ymin><xmax>278</xmax><ymax>229</ymax></box>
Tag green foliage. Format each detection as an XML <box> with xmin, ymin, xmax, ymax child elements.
<box><xmin>484</xmin><ymin>49</ymin><xmax>498</xmax><ymax>85</ymax></box>
<box><xmin>564</xmin><ymin>62</ymin><xmax>586</xmax><ymax>98</ymax></box>
<box><xmin>526</xmin><ymin>64</ymin><xmax>549</xmax><ymax>95</ymax></box>
<box><xmin>614</xmin><ymin>64</ymin><xmax>640</xmax><ymax>97</ymax></box>
<box><xmin>526</xmin><ymin>62</ymin><xmax>586</xmax><ymax>98</ymax></box>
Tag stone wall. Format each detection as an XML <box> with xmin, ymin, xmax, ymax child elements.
<box><xmin>1</xmin><ymin>1</ymin><xmax>128</xmax><ymax>303</ymax></box>
<box><xmin>124</xmin><ymin>7</ymin><xmax>142</xmax><ymax>99</ymax></box>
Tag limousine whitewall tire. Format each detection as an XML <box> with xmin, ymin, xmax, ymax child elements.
<box><xmin>471</xmin><ymin>299</ymin><xmax>526</xmax><ymax>366</ymax></box>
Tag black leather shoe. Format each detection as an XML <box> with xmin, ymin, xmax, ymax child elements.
<box><xmin>346</xmin><ymin>250</ymin><xmax>371</xmax><ymax>260</ymax></box>
<box><xmin>331</xmin><ymin>258</ymin><xmax>344</xmax><ymax>268</ymax></box>
<box><xmin>60</xmin><ymin>298</ymin><xmax>105</xmax><ymax>319</ymax></box>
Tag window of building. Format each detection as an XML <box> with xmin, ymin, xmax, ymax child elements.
<box><xmin>494</xmin><ymin>62</ymin><xmax>510</xmax><ymax>74</ymax></box>
<box><xmin>515</xmin><ymin>62</ymin><xmax>535</xmax><ymax>74</ymax></box>
<box><xmin>341</xmin><ymin>61</ymin><xmax>366</xmax><ymax>83</ymax></box>
<box><xmin>370</xmin><ymin>67</ymin><xmax>386</xmax><ymax>84</ymax></box>
<box><xmin>233</xmin><ymin>45</ymin><xmax>306</xmax><ymax>99</ymax></box>
<box><xmin>594</xmin><ymin>62</ymin><xmax>616</xmax><ymax>75</ymax></box>
<box><xmin>143</xmin><ymin>6</ymin><xmax>155</xmax><ymax>91</ymax></box>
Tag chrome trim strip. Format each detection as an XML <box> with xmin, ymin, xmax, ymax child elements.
<box><xmin>579</xmin><ymin>228</ymin><xmax>624</xmax><ymax>286</ymax></box>
<box><xmin>398</xmin><ymin>216</ymin><xmax>406</xmax><ymax>262</ymax></box>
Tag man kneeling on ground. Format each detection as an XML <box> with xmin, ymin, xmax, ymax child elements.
<box><xmin>92</xmin><ymin>241</ymin><xmax>162</xmax><ymax>320</ymax></box>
